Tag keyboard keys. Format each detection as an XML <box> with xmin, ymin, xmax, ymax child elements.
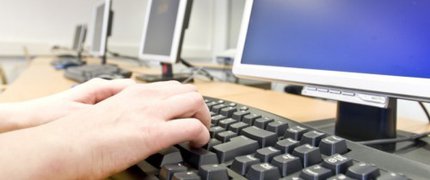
<box><xmin>145</xmin><ymin>98</ymin><xmax>419</xmax><ymax>179</ymax></box>
<box><xmin>243</xmin><ymin>113</ymin><xmax>262</xmax><ymax>125</ymax></box>
<box><xmin>220</xmin><ymin>106</ymin><xmax>237</xmax><ymax>117</ymax></box>
<box><xmin>299</xmin><ymin>165</ymin><xmax>333</xmax><ymax>180</ymax></box>
<box><xmin>228</xmin><ymin>122</ymin><xmax>250</xmax><ymax>134</ymax></box>
<box><xmin>212</xmin><ymin>104</ymin><xmax>227</xmax><ymax>114</ymax></box>
<box><xmin>145</xmin><ymin>147</ymin><xmax>183</xmax><ymax>168</ymax></box>
<box><xmin>266</xmin><ymin>120</ymin><xmax>289</xmax><ymax>137</ymax></box>
<box><xmin>218</xmin><ymin>118</ymin><xmax>238</xmax><ymax>129</ymax></box>
<box><xmin>300</xmin><ymin>131</ymin><xmax>326</xmax><ymax>146</ymax></box>
<box><xmin>346</xmin><ymin>163</ymin><xmax>380</xmax><ymax>180</ymax></box>
<box><xmin>198</xmin><ymin>164</ymin><xmax>229</xmax><ymax>180</ymax></box>
<box><xmin>319</xmin><ymin>136</ymin><xmax>348</xmax><ymax>156</ymax></box>
<box><xmin>215</xmin><ymin>130</ymin><xmax>237</xmax><ymax>143</ymax></box>
<box><xmin>255</xmin><ymin>147</ymin><xmax>282</xmax><ymax>162</ymax></box>
<box><xmin>212</xmin><ymin>136</ymin><xmax>259</xmax><ymax>163</ymax></box>
<box><xmin>206</xmin><ymin>101</ymin><xmax>222</xmax><ymax>110</ymax></box>
<box><xmin>275</xmin><ymin>138</ymin><xmax>300</xmax><ymax>154</ymax></box>
<box><xmin>321</xmin><ymin>154</ymin><xmax>353</xmax><ymax>175</ymax></box>
<box><xmin>172</xmin><ymin>171</ymin><xmax>200</xmax><ymax>180</ymax></box>
<box><xmin>160</xmin><ymin>163</ymin><xmax>188</xmax><ymax>180</ymax></box>
<box><xmin>285</xmin><ymin>126</ymin><xmax>308</xmax><ymax>140</ymax></box>
<box><xmin>231</xmin><ymin>111</ymin><xmax>250</xmax><ymax>121</ymax></box>
<box><xmin>227</xmin><ymin>102</ymin><xmax>237</xmax><ymax>107</ymax></box>
<box><xmin>327</xmin><ymin>174</ymin><xmax>355</xmax><ymax>180</ymax></box>
<box><xmin>239</xmin><ymin>106</ymin><xmax>249</xmax><ymax>111</ymax></box>
<box><xmin>209</xmin><ymin>126</ymin><xmax>225</xmax><ymax>138</ymax></box>
<box><xmin>176</xmin><ymin>143</ymin><xmax>219</xmax><ymax>169</ymax></box>
<box><xmin>231</xmin><ymin>155</ymin><xmax>261</xmax><ymax>175</ymax></box>
<box><xmin>254</xmin><ymin>117</ymin><xmax>274</xmax><ymax>129</ymax></box>
<box><xmin>271</xmin><ymin>154</ymin><xmax>303</xmax><ymax>176</ymax></box>
<box><xmin>292</xmin><ymin>144</ymin><xmax>322</xmax><ymax>167</ymax></box>
<box><xmin>211</xmin><ymin>115</ymin><xmax>227</xmax><ymax>126</ymax></box>
<box><xmin>246</xmin><ymin>163</ymin><xmax>281</xmax><ymax>180</ymax></box>
<box><xmin>203</xmin><ymin>138</ymin><xmax>222</xmax><ymax>151</ymax></box>
<box><xmin>241</xmin><ymin>126</ymin><xmax>278</xmax><ymax>148</ymax></box>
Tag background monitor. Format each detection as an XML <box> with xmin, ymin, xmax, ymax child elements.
<box><xmin>234</xmin><ymin>0</ymin><xmax>430</xmax><ymax>142</ymax></box>
<box><xmin>71</xmin><ymin>24</ymin><xmax>87</xmax><ymax>52</ymax></box>
<box><xmin>139</xmin><ymin>0</ymin><xmax>191</xmax><ymax>64</ymax></box>
<box><xmin>90</xmin><ymin>0</ymin><xmax>112</xmax><ymax>57</ymax></box>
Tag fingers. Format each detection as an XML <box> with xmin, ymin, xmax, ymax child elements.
<box><xmin>161</xmin><ymin>118</ymin><xmax>210</xmax><ymax>148</ymax></box>
<box><xmin>128</xmin><ymin>81</ymin><xmax>197</xmax><ymax>100</ymax></box>
<box><xmin>69</xmin><ymin>78</ymin><xmax>136</xmax><ymax>104</ymax></box>
<box><xmin>155</xmin><ymin>91</ymin><xmax>211</xmax><ymax>128</ymax></box>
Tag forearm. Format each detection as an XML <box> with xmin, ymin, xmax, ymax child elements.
<box><xmin>0</xmin><ymin>103</ymin><xmax>33</xmax><ymax>132</ymax></box>
<box><xmin>0</xmin><ymin>95</ymin><xmax>82</xmax><ymax>133</ymax></box>
<box><xmin>0</xmin><ymin>125</ymin><xmax>81</xmax><ymax>179</ymax></box>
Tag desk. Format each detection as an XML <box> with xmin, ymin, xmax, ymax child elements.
<box><xmin>1</xmin><ymin>57</ymin><xmax>428</xmax><ymax>133</ymax></box>
<box><xmin>1</xmin><ymin>57</ymin><xmax>429</xmax><ymax>179</ymax></box>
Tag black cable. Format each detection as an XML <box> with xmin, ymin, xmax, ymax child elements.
<box><xmin>418</xmin><ymin>102</ymin><xmax>430</xmax><ymax>123</ymax></box>
<box><xmin>358</xmin><ymin>132</ymin><xmax>430</xmax><ymax>145</ymax></box>
<box><xmin>180</xmin><ymin>59</ymin><xmax>215</xmax><ymax>81</ymax></box>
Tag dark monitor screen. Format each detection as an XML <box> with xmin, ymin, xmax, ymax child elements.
<box><xmin>241</xmin><ymin>0</ymin><xmax>430</xmax><ymax>79</ymax></box>
<box><xmin>142</xmin><ymin>0</ymin><xmax>180</xmax><ymax>56</ymax></box>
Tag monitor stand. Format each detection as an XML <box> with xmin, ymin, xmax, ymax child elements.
<box><xmin>304</xmin><ymin>98</ymin><xmax>430</xmax><ymax>164</ymax></box>
<box><xmin>136</xmin><ymin>63</ymin><xmax>193</xmax><ymax>83</ymax></box>
<box><xmin>306</xmin><ymin>99</ymin><xmax>397</xmax><ymax>150</ymax></box>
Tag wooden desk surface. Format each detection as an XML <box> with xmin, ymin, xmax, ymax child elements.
<box><xmin>0</xmin><ymin>57</ymin><xmax>428</xmax><ymax>133</ymax></box>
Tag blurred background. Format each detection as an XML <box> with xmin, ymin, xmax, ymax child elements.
<box><xmin>0</xmin><ymin>0</ymin><xmax>245</xmax><ymax>82</ymax></box>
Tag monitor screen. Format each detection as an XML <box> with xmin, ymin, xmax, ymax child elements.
<box><xmin>90</xmin><ymin>0</ymin><xmax>111</xmax><ymax>56</ymax></box>
<box><xmin>72</xmin><ymin>25</ymin><xmax>87</xmax><ymax>51</ymax></box>
<box><xmin>234</xmin><ymin>0</ymin><xmax>430</xmax><ymax>101</ymax></box>
<box><xmin>139</xmin><ymin>0</ymin><xmax>190</xmax><ymax>64</ymax></box>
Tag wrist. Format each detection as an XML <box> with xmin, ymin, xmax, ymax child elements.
<box><xmin>0</xmin><ymin>103</ymin><xmax>35</xmax><ymax>132</ymax></box>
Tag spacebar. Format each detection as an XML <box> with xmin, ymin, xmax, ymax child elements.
<box><xmin>212</xmin><ymin>136</ymin><xmax>259</xmax><ymax>163</ymax></box>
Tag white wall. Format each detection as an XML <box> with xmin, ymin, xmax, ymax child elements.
<box><xmin>0</xmin><ymin>0</ymin><xmax>233</xmax><ymax>59</ymax></box>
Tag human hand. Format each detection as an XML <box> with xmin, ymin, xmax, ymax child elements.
<box><xmin>0</xmin><ymin>78</ymin><xmax>135</xmax><ymax>132</ymax></box>
<box><xmin>33</xmin><ymin>81</ymin><xmax>211</xmax><ymax>179</ymax></box>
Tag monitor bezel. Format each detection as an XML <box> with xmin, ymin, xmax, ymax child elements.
<box><xmin>233</xmin><ymin>0</ymin><xmax>430</xmax><ymax>102</ymax></box>
<box><xmin>138</xmin><ymin>0</ymin><xmax>189</xmax><ymax>64</ymax></box>
<box><xmin>89</xmin><ymin>0</ymin><xmax>111</xmax><ymax>57</ymax></box>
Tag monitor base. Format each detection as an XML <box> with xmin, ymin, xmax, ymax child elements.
<box><xmin>304</xmin><ymin>119</ymin><xmax>430</xmax><ymax>165</ymax></box>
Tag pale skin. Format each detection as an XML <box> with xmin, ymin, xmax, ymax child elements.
<box><xmin>0</xmin><ymin>79</ymin><xmax>211</xmax><ymax>179</ymax></box>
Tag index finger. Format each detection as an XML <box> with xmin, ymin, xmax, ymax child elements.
<box><xmin>155</xmin><ymin>91</ymin><xmax>211</xmax><ymax>128</ymax></box>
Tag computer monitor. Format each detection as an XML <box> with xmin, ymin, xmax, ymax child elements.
<box><xmin>51</xmin><ymin>24</ymin><xmax>88</xmax><ymax>69</ymax></box>
<box><xmin>64</xmin><ymin>0</ymin><xmax>132</xmax><ymax>82</ymax></box>
<box><xmin>234</xmin><ymin>0</ymin><xmax>430</xmax><ymax>142</ymax></box>
<box><xmin>137</xmin><ymin>0</ymin><xmax>194</xmax><ymax>82</ymax></box>
<box><xmin>72</xmin><ymin>24</ymin><xmax>87</xmax><ymax>52</ymax></box>
<box><xmin>90</xmin><ymin>0</ymin><xmax>113</xmax><ymax>64</ymax></box>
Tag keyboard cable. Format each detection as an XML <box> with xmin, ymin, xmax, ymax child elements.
<box><xmin>182</xmin><ymin>67</ymin><xmax>222</xmax><ymax>84</ymax></box>
<box><xmin>418</xmin><ymin>101</ymin><xmax>430</xmax><ymax>123</ymax></box>
<box><xmin>358</xmin><ymin>131</ymin><xmax>430</xmax><ymax>145</ymax></box>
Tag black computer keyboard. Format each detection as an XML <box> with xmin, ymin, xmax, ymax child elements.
<box><xmin>134</xmin><ymin>97</ymin><xmax>430</xmax><ymax>180</ymax></box>
<box><xmin>64</xmin><ymin>64</ymin><xmax>132</xmax><ymax>83</ymax></box>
